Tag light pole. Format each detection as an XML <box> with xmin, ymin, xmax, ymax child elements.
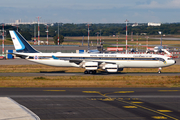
<box><xmin>158</xmin><ymin>31</ymin><xmax>162</xmax><ymax>46</ymax></box>
<box><xmin>46</xmin><ymin>25</ymin><xmax>49</xmax><ymax>45</ymax></box>
<box><xmin>125</xmin><ymin>19</ymin><xmax>129</xmax><ymax>54</ymax></box>
<box><xmin>100</xmin><ymin>30</ymin><xmax>101</xmax><ymax>45</ymax></box>
<box><xmin>34</xmin><ymin>23</ymin><xmax>36</xmax><ymax>45</ymax></box>
<box><xmin>86</xmin><ymin>23</ymin><xmax>91</xmax><ymax>51</ymax></box>
<box><xmin>2</xmin><ymin>24</ymin><xmax>5</xmax><ymax>55</ymax></box>
<box><xmin>96</xmin><ymin>32</ymin><xmax>99</xmax><ymax>46</ymax></box>
<box><xmin>136</xmin><ymin>33</ymin><xmax>138</xmax><ymax>51</ymax></box>
<box><xmin>146</xmin><ymin>36</ymin><xmax>149</xmax><ymax>50</ymax></box>
<box><xmin>36</xmin><ymin>16</ymin><xmax>41</xmax><ymax>45</ymax></box>
<box><xmin>58</xmin><ymin>23</ymin><xmax>59</xmax><ymax>45</ymax></box>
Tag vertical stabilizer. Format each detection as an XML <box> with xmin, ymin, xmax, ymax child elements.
<box><xmin>9</xmin><ymin>30</ymin><xmax>39</xmax><ymax>53</ymax></box>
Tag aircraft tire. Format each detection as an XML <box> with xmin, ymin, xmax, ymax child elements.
<box><xmin>89</xmin><ymin>70</ymin><xmax>93</xmax><ymax>74</ymax></box>
<box><xmin>92</xmin><ymin>70</ymin><xmax>96</xmax><ymax>74</ymax></box>
<box><xmin>84</xmin><ymin>70</ymin><xmax>89</xmax><ymax>74</ymax></box>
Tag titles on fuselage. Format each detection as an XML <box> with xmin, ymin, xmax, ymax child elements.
<box><xmin>90</xmin><ymin>55</ymin><xmax>117</xmax><ymax>57</ymax></box>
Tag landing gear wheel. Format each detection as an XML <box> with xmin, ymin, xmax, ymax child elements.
<box><xmin>92</xmin><ymin>70</ymin><xmax>97</xmax><ymax>74</ymax></box>
<box><xmin>89</xmin><ymin>70</ymin><xmax>93</xmax><ymax>74</ymax></box>
<box><xmin>84</xmin><ymin>70</ymin><xmax>88</xmax><ymax>74</ymax></box>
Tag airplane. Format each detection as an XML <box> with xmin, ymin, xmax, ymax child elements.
<box><xmin>9</xmin><ymin>30</ymin><xmax>176</xmax><ymax>74</ymax></box>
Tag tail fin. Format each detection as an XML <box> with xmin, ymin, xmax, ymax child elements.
<box><xmin>9</xmin><ymin>30</ymin><xmax>39</xmax><ymax>53</ymax></box>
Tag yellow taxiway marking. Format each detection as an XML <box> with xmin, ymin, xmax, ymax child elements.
<box><xmin>117</xmin><ymin>99</ymin><xmax>178</xmax><ymax>120</ymax></box>
<box><xmin>157</xmin><ymin>110</ymin><xmax>173</xmax><ymax>113</ymax></box>
<box><xmin>131</xmin><ymin>101</ymin><xmax>143</xmax><ymax>104</ymax></box>
<box><xmin>84</xmin><ymin>91</ymin><xmax>178</xmax><ymax>120</ymax></box>
<box><xmin>44</xmin><ymin>90</ymin><xmax>66</xmax><ymax>92</ymax></box>
<box><xmin>102</xmin><ymin>98</ymin><xmax>115</xmax><ymax>101</ymax></box>
<box><xmin>123</xmin><ymin>106</ymin><xmax>137</xmax><ymax>108</ymax></box>
<box><xmin>152</xmin><ymin>116</ymin><xmax>167</xmax><ymax>119</ymax></box>
<box><xmin>114</xmin><ymin>91</ymin><xmax>134</xmax><ymax>93</ymax></box>
<box><xmin>82</xmin><ymin>91</ymin><xmax>100</xmax><ymax>93</ymax></box>
<box><xmin>158</xmin><ymin>90</ymin><xmax>180</xmax><ymax>92</ymax></box>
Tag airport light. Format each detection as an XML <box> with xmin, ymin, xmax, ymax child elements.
<box><xmin>125</xmin><ymin>19</ymin><xmax>129</xmax><ymax>54</ymax></box>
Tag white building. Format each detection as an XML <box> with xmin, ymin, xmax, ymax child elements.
<box><xmin>148</xmin><ymin>22</ymin><xmax>161</xmax><ymax>26</ymax></box>
<box><xmin>5</xmin><ymin>19</ymin><xmax>47</xmax><ymax>26</ymax></box>
<box><xmin>132</xmin><ymin>23</ymin><xmax>138</xmax><ymax>27</ymax></box>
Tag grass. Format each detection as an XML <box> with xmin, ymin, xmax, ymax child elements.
<box><xmin>0</xmin><ymin>64</ymin><xmax>179</xmax><ymax>88</ymax></box>
<box><xmin>0</xmin><ymin>76</ymin><xmax>179</xmax><ymax>87</ymax></box>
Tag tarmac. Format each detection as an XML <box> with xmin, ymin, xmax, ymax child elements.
<box><xmin>0</xmin><ymin>57</ymin><xmax>180</xmax><ymax>120</ymax></box>
<box><xmin>0</xmin><ymin>88</ymin><xmax>180</xmax><ymax>120</ymax></box>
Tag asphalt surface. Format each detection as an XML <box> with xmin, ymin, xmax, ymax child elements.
<box><xmin>0</xmin><ymin>88</ymin><xmax>179</xmax><ymax>120</ymax></box>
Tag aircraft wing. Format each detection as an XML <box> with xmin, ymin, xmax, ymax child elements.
<box><xmin>70</xmin><ymin>59</ymin><xmax>116</xmax><ymax>65</ymax></box>
<box><xmin>52</xmin><ymin>55</ymin><xmax>117</xmax><ymax>65</ymax></box>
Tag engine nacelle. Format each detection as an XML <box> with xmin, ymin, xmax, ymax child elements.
<box><xmin>83</xmin><ymin>62</ymin><xmax>98</xmax><ymax>70</ymax></box>
<box><xmin>103</xmin><ymin>64</ymin><xmax>118</xmax><ymax>72</ymax></box>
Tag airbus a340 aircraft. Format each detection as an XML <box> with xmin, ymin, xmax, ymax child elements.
<box><xmin>9</xmin><ymin>30</ymin><xmax>176</xmax><ymax>74</ymax></box>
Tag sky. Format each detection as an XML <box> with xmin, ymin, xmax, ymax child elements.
<box><xmin>1</xmin><ymin>0</ymin><xmax>180</xmax><ymax>23</ymax></box>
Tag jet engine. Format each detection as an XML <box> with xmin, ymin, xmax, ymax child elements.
<box><xmin>83</xmin><ymin>62</ymin><xmax>98</xmax><ymax>70</ymax></box>
<box><xmin>103</xmin><ymin>64</ymin><xmax>118</xmax><ymax>72</ymax></box>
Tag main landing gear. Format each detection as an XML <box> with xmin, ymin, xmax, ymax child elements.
<box><xmin>84</xmin><ymin>70</ymin><xmax>97</xmax><ymax>74</ymax></box>
<box><xmin>158</xmin><ymin>67</ymin><xmax>162</xmax><ymax>74</ymax></box>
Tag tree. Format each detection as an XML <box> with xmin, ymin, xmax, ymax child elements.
<box><xmin>53</xmin><ymin>34</ymin><xmax>64</xmax><ymax>45</ymax></box>
<box><xmin>20</xmin><ymin>31</ymin><xmax>32</xmax><ymax>41</ymax></box>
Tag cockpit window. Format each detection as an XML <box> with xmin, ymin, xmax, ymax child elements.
<box><xmin>168</xmin><ymin>58</ymin><xmax>173</xmax><ymax>60</ymax></box>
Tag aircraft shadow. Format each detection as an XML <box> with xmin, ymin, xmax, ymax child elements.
<box><xmin>40</xmin><ymin>71</ymin><xmax>66</xmax><ymax>73</ymax></box>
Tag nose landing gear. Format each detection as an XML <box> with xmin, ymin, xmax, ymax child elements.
<box><xmin>158</xmin><ymin>67</ymin><xmax>162</xmax><ymax>74</ymax></box>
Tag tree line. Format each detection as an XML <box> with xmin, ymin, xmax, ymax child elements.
<box><xmin>1</xmin><ymin>23</ymin><xmax>180</xmax><ymax>41</ymax></box>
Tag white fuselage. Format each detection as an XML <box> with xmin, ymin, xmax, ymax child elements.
<box><xmin>16</xmin><ymin>52</ymin><xmax>176</xmax><ymax>69</ymax></box>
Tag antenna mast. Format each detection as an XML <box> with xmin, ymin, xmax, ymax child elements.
<box><xmin>125</xmin><ymin>19</ymin><xmax>129</xmax><ymax>54</ymax></box>
<box><xmin>36</xmin><ymin>16</ymin><xmax>41</xmax><ymax>45</ymax></box>
<box><xmin>2</xmin><ymin>24</ymin><xmax>4</xmax><ymax>55</ymax></box>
